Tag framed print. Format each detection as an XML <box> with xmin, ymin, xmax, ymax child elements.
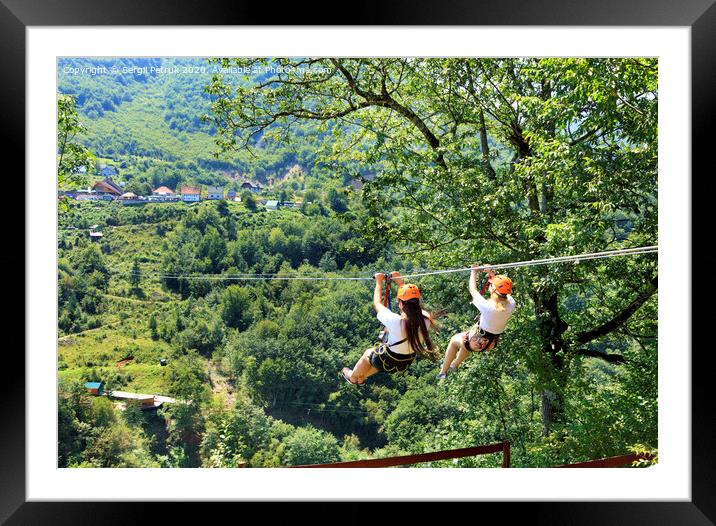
<box><xmin>4</xmin><ymin>0</ymin><xmax>715</xmax><ymax>523</ymax></box>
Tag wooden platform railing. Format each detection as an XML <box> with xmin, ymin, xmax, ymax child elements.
<box><xmin>290</xmin><ymin>441</ymin><xmax>510</xmax><ymax>468</ymax></box>
<box><xmin>289</xmin><ymin>443</ymin><xmax>655</xmax><ymax>469</ymax></box>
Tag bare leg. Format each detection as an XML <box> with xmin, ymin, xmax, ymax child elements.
<box><xmin>440</xmin><ymin>333</ymin><xmax>464</xmax><ymax>375</ymax></box>
<box><xmin>348</xmin><ymin>348</ymin><xmax>380</xmax><ymax>384</ymax></box>
<box><xmin>452</xmin><ymin>345</ymin><xmax>471</xmax><ymax>369</ymax></box>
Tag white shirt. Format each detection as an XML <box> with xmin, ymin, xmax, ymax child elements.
<box><xmin>471</xmin><ymin>293</ymin><xmax>516</xmax><ymax>334</ymax></box>
<box><xmin>376</xmin><ymin>305</ymin><xmax>431</xmax><ymax>355</ymax></box>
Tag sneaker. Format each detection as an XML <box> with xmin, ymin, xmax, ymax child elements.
<box><xmin>449</xmin><ymin>365</ymin><xmax>458</xmax><ymax>373</ymax></box>
<box><xmin>436</xmin><ymin>372</ymin><xmax>447</xmax><ymax>380</ymax></box>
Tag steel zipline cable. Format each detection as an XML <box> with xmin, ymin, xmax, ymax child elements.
<box><xmin>112</xmin><ymin>245</ymin><xmax>657</xmax><ymax>282</ymax></box>
<box><xmin>399</xmin><ymin>245</ymin><xmax>658</xmax><ymax>279</ymax></box>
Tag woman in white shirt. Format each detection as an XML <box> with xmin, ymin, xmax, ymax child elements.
<box><xmin>437</xmin><ymin>265</ymin><xmax>515</xmax><ymax>379</ymax></box>
<box><xmin>341</xmin><ymin>272</ymin><xmax>439</xmax><ymax>385</ymax></box>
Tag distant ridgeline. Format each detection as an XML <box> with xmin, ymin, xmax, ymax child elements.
<box><xmin>57</xmin><ymin>57</ymin><xmax>349</xmax><ymax>190</ymax></box>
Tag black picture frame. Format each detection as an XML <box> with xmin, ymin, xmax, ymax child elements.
<box><xmin>5</xmin><ymin>1</ymin><xmax>714</xmax><ymax>523</ymax></box>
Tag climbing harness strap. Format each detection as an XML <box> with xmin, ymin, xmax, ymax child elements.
<box><xmin>370</xmin><ymin>342</ymin><xmax>416</xmax><ymax>373</ymax></box>
<box><xmin>374</xmin><ymin>337</ymin><xmax>407</xmax><ymax>354</ymax></box>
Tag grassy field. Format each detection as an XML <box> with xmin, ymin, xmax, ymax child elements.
<box><xmin>58</xmin><ymin>306</ymin><xmax>175</xmax><ymax>393</ymax></box>
<box><xmin>58</xmin><ymin>200</ymin><xmax>279</xmax><ymax>399</ymax></box>
<box><xmin>59</xmin><ymin>214</ymin><xmax>180</xmax><ymax>395</ymax></box>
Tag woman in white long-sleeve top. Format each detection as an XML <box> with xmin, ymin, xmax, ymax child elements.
<box><xmin>437</xmin><ymin>265</ymin><xmax>515</xmax><ymax>379</ymax></box>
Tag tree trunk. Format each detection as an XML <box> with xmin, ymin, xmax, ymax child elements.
<box><xmin>479</xmin><ymin>110</ymin><xmax>496</xmax><ymax>179</ymax></box>
<box><xmin>508</xmin><ymin>122</ymin><xmax>541</xmax><ymax>214</ymax></box>
<box><xmin>533</xmin><ymin>289</ymin><xmax>569</xmax><ymax>436</ymax></box>
<box><xmin>538</xmin><ymin>182</ymin><xmax>548</xmax><ymax>214</ymax></box>
<box><xmin>540</xmin><ymin>390</ymin><xmax>557</xmax><ymax>437</ymax></box>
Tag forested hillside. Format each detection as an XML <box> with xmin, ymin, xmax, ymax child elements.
<box><xmin>58</xmin><ymin>57</ymin><xmax>658</xmax><ymax>468</ymax></box>
<box><xmin>58</xmin><ymin>58</ymin><xmax>341</xmax><ymax>191</ymax></box>
<box><xmin>58</xmin><ymin>198</ymin><xmax>656</xmax><ymax>468</ymax></box>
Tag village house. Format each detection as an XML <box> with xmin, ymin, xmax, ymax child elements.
<box><xmin>99</xmin><ymin>164</ymin><xmax>118</xmax><ymax>177</ymax></box>
<box><xmin>240</xmin><ymin>181</ymin><xmax>262</xmax><ymax>194</ymax></box>
<box><xmin>130</xmin><ymin>394</ymin><xmax>159</xmax><ymax>410</ymax></box>
<box><xmin>85</xmin><ymin>381</ymin><xmax>104</xmax><ymax>395</ymax></box>
<box><xmin>265</xmin><ymin>200</ymin><xmax>280</xmax><ymax>211</ymax></box>
<box><xmin>91</xmin><ymin>177</ymin><xmax>123</xmax><ymax>197</ymax></box>
<box><xmin>180</xmin><ymin>186</ymin><xmax>201</xmax><ymax>202</ymax></box>
<box><xmin>152</xmin><ymin>185</ymin><xmax>174</xmax><ymax>197</ymax></box>
<box><xmin>226</xmin><ymin>188</ymin><xmax>237</xmax><ymax>201</ymax></box>
<box><xmin>207</xmin><ymin>186</ymin><xmax>224</xmax><ymax>200</ymax></box>
<box><xmin>151</xmin><ymin>185</ymin><xmax>178</xmax><ymax>202</ymax></box>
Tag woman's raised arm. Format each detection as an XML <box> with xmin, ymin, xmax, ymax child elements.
<box><xmin>373</xmin><ymin>273</ymin><xmax>385</xmax><ymax>312</ymax></box>
<box><xmin>468</xmin><ymin>265</ymin><xmax>480</xmax><ymax>300</ymax></box>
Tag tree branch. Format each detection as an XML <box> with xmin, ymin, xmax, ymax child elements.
<box><xmin>479</xmin><ymin>109</ymin><xmax>496</xmax><ymax>179</ymax></box>
<box><xmin>569</xmin><ymin>127</ymin><xmax>601</xmax><ymax>146</ymax></box>
<box><xmin>574</xmin><ymin>348</ymin><xmax>625</xmax><ymax>364</ymax></box>
<box><xmin>331</xmin><ymin>58</ymin><xmax>448</xmax><ymax>171</ymax></box>
<box><xmin>575</xmin><ymin>276</ymin><xmax>658</xmax><ymax>346</ymax></box>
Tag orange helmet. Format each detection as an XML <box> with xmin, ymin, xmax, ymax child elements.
<box><xmin>491</xmin><ymin>275</ymin><xmax>513</xmax><ymax>295</ymax></box>
<box><xmin>397</xmin><ymin>283</ymin><xmax>421</xmax><ymax>301</ymax></box>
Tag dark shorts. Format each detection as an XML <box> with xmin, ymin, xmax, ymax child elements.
<box><xmin>462</xmin><ymin>328</ymin><xmax>500</xmax><ymax>353</ymax></box>
<box><xmin>369</xmin><ymin>344</ymin><xmax>416</xmax><ymax>373</ymax></box>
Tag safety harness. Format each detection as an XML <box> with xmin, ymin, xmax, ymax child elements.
<box><xmin>370</xmin><ymin>343</ymin><xmax>416</xmax><ymax>373</ymax></box>
<box><xmin>373</xmin><ymin>272</ymin><xmax>416</xmax><ymax>373</ymax></box>
<box><xmin>464</xmin><ymin>274</ymin><xmax>500</xmax><ymax>352</ymax></box>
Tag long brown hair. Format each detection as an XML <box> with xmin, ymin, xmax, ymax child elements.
<box><xmin>400</xmin><ymin>298</ymin><xmax>439</xmax><ymax>360</ymax></box>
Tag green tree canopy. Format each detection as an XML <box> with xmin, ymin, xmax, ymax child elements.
<box><xmin>221</xmin><ymin>285</ymin><xmax>254</xmax><ymax>330</ymax></box>
<box><xmin>206</xmin><ymin>57</ymin><xmax>658</xmax><ymax>435</ymax></box>
<box><xmin>282</xmin><ymin>425</ymin><xmax>341</xmax><ymax>466</ymax></box>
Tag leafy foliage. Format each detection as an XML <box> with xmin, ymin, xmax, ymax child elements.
<box><xmin>58</xmin><ymin>58</ymin><xmax>658</xmax><ymax>469</ymax></box>
<box><xmin>207</xmin><ymin>57</ymin><xmax>658</xmax><ymax>436</ymax></box>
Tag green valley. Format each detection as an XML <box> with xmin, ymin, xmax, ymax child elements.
<box><xmin>57</xmin><ymin>57</ymin><xmax>658</xmax><ymax>469</ymax></box>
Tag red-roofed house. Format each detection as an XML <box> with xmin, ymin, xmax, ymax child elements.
<box><xmin>181</xmin><ymin>186</ymin><xmax>201</xmax><ymax>202</ymax></box>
